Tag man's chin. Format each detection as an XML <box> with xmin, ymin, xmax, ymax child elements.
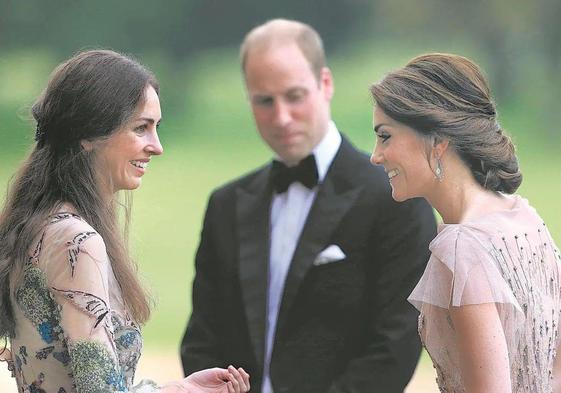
<box><xmin>276</xmin><ymin>149</ymin><xmax>310</xmax><ymax>166</ymax></box>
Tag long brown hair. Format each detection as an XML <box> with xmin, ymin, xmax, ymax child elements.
<box><xmin>370</xmin><ymin>53</ymin><xmax>522</xmax><ymax>193</ymax></box>
<box><xmin>0</xmin><ymin>50</ymin><xmax>157</xmax><ymax>338</ymax></box>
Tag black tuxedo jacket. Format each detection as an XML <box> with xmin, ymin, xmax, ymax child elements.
<box><xmin>181</xmin><ymin>136</ymin><xmax>436</xmax><ymax>393</ymax></box>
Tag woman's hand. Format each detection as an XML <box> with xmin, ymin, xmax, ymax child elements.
<box><xmin>183</xmin><ymin>366</ymin><xmax>250</xmax><ymax>393</ymax></box>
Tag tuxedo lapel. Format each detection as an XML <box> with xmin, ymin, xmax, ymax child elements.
<box><xmin>276</xmin><ymin>139</ymin><xmax>364</xmax><ymax>336</ymax></box>
<box><xmin>236</xmin><ymin>166</ymin><xmax>273</xmax><ymax>368</ymax></box>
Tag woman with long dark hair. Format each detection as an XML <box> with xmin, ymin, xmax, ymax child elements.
<box><xmin>0</xmin><ymin>49</ymin><xmax>249</xmax><ymax>393</ymax></box>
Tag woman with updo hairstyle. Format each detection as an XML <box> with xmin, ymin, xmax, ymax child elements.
<box><xmin>0</xmin><ymin>50</ymin><xmax>249</xmax><ymax>393</ymax></box>
<box><xmin>370</xmin><ymin>53</ymin><xmax>561</xmax><ymax>392</ymax></box>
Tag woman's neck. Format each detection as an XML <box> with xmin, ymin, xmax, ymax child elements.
<box><xmin>427</xmin><ymin>177</ymin><xmax>480</xmax><ymax>224</ymax></box>
<box><xmin>423</xmin><ymin>151</ymin><xmax>513</xmax><ymax>224</ymax></box>
<box><xmin>427</xmin><ymin>178</ymin><xmax>511</xmax><ymax>225</ymax></box>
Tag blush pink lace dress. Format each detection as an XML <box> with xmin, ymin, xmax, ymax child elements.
<box><xmin>409</xmin><ymin>195</ymin><xmax>561</xmax><ymax>392</ymax></box>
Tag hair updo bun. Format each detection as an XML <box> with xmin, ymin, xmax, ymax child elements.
<box><xmin>370</xmin><ymin>53</ymin><xmax>522</xmax><ymax>193</ymax></box>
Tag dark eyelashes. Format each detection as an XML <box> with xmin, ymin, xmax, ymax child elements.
<box><xmin>376</xmin><ymin>133</ymin><xmax>390</xmax><ymax>142</ymax></box>
<box><xmin>135</xmin><ymin>122</ymin><xmax>161</xmax><ymax>132</ymax></box>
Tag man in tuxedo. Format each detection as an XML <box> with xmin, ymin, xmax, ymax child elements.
<box><xmin>181</xmin><ymin>19</ymin><xmax>436</xmax><ymax>393</ymax></box>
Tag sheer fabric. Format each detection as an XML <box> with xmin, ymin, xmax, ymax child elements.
<box><xmin>5</xmin><ymin>208</ymin><xmax>160</xmax><ymax>392</ymax></box>
<box><xmin>409</xmin><ymin>195</ymin><xmax>561</xmax><ymax>392</ymax></box>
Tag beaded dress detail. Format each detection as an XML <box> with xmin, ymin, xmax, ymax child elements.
<box><xmin>409</xmin><ymin>195</ymin><xmax>561</xmax><ymax>392</ymax></box>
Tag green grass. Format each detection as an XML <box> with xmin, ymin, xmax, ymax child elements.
<box><xmin>1</xmin><ymin>46</ymin><xmax>560</xmax><ymax>352</ymax></box>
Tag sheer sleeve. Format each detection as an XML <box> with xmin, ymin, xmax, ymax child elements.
<box><xmin>409</xmin><ymin>225</ymin><xmax>523</xmax><ymax>312</ymax></box>
<box><xmin>406</xmin><ymin>198</ymin><xmax>561</xmax><ymax>391</ymax></box>
<box><xmin>41</xmin><ymin>217</ymin><xmax>164</xmax><ymax>393</ymax></box>
<box><xmin>408</xmin><ymin>224</ymin><xmax>526</xmax><ymax>373</ymax></box>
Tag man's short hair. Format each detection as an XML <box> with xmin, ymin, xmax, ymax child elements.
<box><xmin>240</xmin><ymin>18</ymin><xmax>326</xmax><ymax>81</ymax></box>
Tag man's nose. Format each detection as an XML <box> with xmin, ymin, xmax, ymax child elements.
<box><xmin>272</xmin><ymin>101</ymin><xmax>292</xmax><ymax>127</ymax></box>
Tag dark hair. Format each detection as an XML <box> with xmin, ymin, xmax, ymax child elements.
<box><xmin>240</xmin><ymin>18</ymin><xmax>326</xmax><ymax>81</ymax></box>
<box><xmin>33</xmin><ymin>49</ymin><xmax>159</xmax><ymax>151</ymax></box>
<box><xmin>0</xmin><ymin>49</ymin><xmax>157</xmax><ymax>338</ymax></box>
<box><xmin>370</xmin><ymin>53</ymin><xmax>522</xmax><ymax>194</ymax></box>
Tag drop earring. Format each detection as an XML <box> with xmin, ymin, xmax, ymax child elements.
<box><xmin>435</xmin><ymin>156</ymin><xmax>444</xmax><ymax>182</ymax></box>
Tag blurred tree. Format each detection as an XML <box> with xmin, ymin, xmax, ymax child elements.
<box><xmin>178</xmin><ymin>0</ymin><xmax>371</xmax><ymax>56</ymax></box>
<box><xmin>0</xmin><ymin>0</ymin><xmax>558</xmax><ymax>138</ymax></box>
<box><xmin>0</xmin><ymin>0</ymin><xmax>369</xmax><ymax>57</ymax></box>
<box><xmin>367</xmin><ymin>0</ymin><xmax>534</xmax><ymax>97</ymax></box>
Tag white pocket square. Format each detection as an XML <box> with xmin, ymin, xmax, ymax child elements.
<box><xmin>313</xmin><ymin>244</ymin><xmax>346</xmax><ymax>266</ymax></box>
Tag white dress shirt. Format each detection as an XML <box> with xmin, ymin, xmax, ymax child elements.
<box><xmin>262</xmin><ymin>122</ymin><xmax>342</xmax><ymax>393</ymax></box>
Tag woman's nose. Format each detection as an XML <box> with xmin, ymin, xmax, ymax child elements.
<box><xmin>370</xmin><ymin>147</ymin><xmax>383</xmax><ymax>165</ymax></box>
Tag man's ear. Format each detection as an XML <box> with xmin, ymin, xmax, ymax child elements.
<box><xmin>81</xmin><ymin>139</ymin><xmax>94</xmax><ymax>151</ymax></box>
<box><xmin>320</xmin><ymin>67</ymin><xmax>334</xmax><ymax>101</ymax></box>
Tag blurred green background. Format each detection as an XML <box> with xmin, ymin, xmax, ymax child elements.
<box><xmin>1</xmin><ymin>0</ymin><xmax>560</xmax><ymax>356</ymax></box>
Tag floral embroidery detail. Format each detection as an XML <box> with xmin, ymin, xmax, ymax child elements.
<box><xmin>16</xmin><ymin>265</ymin><xmax>62</xmax><ymax>344</ymax></box>
<box><xmin>29</xmin><ymin>231</ymin><xmax>45</xmax><ymax>265</ymax></box>
<box><xmin>53</xmin><ymin>350</ymin><xmax>71</xmax><ymax>366</ymax></box>
<box><xmin>116</xmin><ymin>331</ymin><xmax>137</xmax><ymax>349</ymax></box>
<box><xmin>35</xmin><ymin>346</ymin><xmax>55</xmax><ymax>360</ymax></box>
<box><xmin>12</xmin><ymin>212</ymin><xmax>147</xmax><ymax>393</ymax></box>
<box><xmin>38</xmin><ymin>322</ymin><xmax>55</xmax><ymax>344</ymax></box>
<box><xmin>49</xmin><ymin>212</ymin><xmax>82</xmax><ymax>224</ymax></box>
<box><xmin>111</xmin><ymin>314</ymin><xmax>142</xmax><ymax>386</ymax></box>
<box><xmin>68</xmin><ymin>340</ymin><xmax>125</xmax><ymax>393</ymax></box>
<box><xmin>66</xmin><ymin>231</ymin><xmax>98</xmax><ymax>277</ymax></box>
<box><xmin>30</xmin><ymin>372</ymin><xmax>47</xmax><ymax>393</ymax></box>
<box><xmin>51</xmin><ymin>288</ymin><xmax>110</xmax><ymax>329</ymax></box>
<box><xmin>19</xmin><ymin>346</ymin><xmax>28</xmax><ymax>365</ymax></box>
<box><xmin>15</xmin><ymin>354</ymin><xmax>22</xmax><ymax>371</ymax></box>
<box><xmin>107</xmin><ymin>367</ymin><xmax>127</xmax><ymax>390</ymax></box>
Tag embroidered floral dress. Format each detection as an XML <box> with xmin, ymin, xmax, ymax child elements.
<box><xmin>409</xmin><ymin>195</ymin><xmax>561</xmax><ymax>392</ymax></box>
<box><xmin>5</xmin><ymin>209</ymin><xmax>161</xmax><ymax>393</ymax></box>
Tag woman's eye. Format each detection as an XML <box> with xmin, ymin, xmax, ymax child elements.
<box><xmin>377</xmin><ymin>133</ymin><xmax>391</xmax><ymax>143</ymax></box>
<box><xmin>134</xmin><ymin>124</ymin><xmax>147</xmax><ymax>133</ymax></box>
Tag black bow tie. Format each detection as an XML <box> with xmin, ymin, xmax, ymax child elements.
<box><xmin>271</xmin><ymin>154</ymin><xmax>319</xmax><ymax>193</ymax></box>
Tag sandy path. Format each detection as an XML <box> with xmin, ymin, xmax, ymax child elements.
<box><xmin>0</xmin><ymin>349</ymin><xmax>439</xmax><ymax>392</ymax></box>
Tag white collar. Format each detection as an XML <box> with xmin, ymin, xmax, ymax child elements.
<box><xmin>312</xmin><ymin>121</ymin><xmax>342</xmax><ymax>182</ymax></box>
